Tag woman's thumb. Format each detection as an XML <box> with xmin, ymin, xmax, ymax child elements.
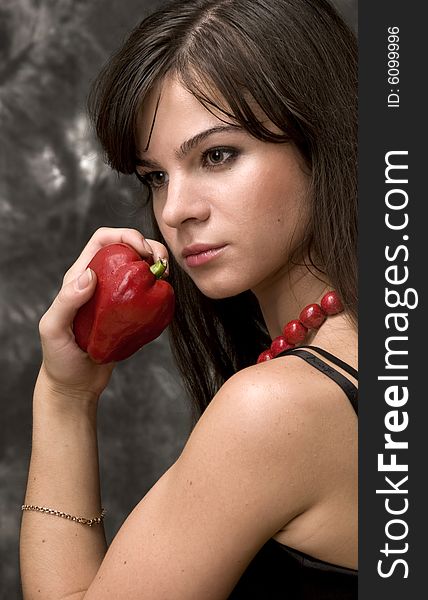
<box><xmin>39</xmin><ymin>268</ymin><xmax>96</xmax><ymax>342</ymax></box>
<box><xmin>74</xmin><ymin>268</ymin><xmax>95</xmax><ymax>292</ymax></box>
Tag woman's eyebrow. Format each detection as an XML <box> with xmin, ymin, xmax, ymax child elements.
<box><xmin>135</xmin><ymin>124</ymin><xmax>242</xmax><ymax>168</ymax></box>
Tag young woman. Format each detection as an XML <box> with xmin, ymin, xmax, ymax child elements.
<box><xmin>20</xmin><ymin>0</ymin><xmax>358</xmax><ymax>597</ymax></box>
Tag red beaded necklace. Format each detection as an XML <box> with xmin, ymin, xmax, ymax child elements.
<box><xmin>257</xmin><ymin>290</ymin><xmax>343</xmax><ymax>364</ymax></box>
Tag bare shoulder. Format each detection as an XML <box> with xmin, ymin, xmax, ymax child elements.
<box><xmin>181</xmin><ymin>354</ymin><xmax>357</xmax><ymax>510</ymax></box>
<box><xmin>204</xmin><ymin>353</ymin><xmax>357</xmax><ymax>443</ymax></box>
<box><xmin>203</xmin><ymin>356</ymin><xmax>358</xmax><ymax>557</ymax></box>
<box><xmin>204</xmin><ymin>354</ymin><xmax>358</xmax><ymax>499</ymax></box>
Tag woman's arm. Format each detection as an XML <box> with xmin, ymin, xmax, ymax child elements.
<box><xmin>19</xmin><ymin>227</ymin><xmax>166</xmax><ymax>600</ymax></box>
<box><xmin>20</xmin><ymin>370</ymin><xmax>107</xmax><ymax>599</ymax></box>
<box><xmin>21</xmin><ymin>352</ymin><xmax>338</xmax><ymax>599</ymax></box>
<box><xmin>78</xmin><ymin>362</ymin><xmax>335</xmax><ymax>600</ymax></box>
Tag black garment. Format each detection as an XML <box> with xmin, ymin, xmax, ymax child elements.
<box><xmin>228</xmin><ymin>346</ymin><xmax>358</xmax><ymax>599</ymax></box>
<box><xmin>277</xmin><ymin>345</ymin><xmax>358</xmax><ymax>416</ymax></box>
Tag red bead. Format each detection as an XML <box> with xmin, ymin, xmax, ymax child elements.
<box><xmin>320</xmin><ymin>291</ymin><xmax>343</xmax><ymax>315</ymax></box>
<box><xmin>283</xmin><ymin>319</ymin><xmax>307</xmax><ymax>345</ymax></box>
<box><xmin>256</xmin><ymin>290</ymin><xmax>342</xmax><ymax>364</ymax></box>
<box><xmin>257</xmin><ymin>349</ymin><xmax>274</xmax><ymax>363</ymax></box>
<box><xmin>270</xmin><ymin>336</ymin><xmax>295</xmax><ymax>357</ymax></box>
<box><xmin>299</xmin><ymin>303</ymin><xmax>326</xmax><ymax>329</ymax></box>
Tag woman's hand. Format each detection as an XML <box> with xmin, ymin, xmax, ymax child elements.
<box><xmin>38</xmin><ymin>227</ymin><xmax>169</xmax><ymax>401</ymax></box>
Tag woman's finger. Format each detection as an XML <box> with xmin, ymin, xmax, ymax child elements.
<box><xmin>63</xmin><ymin>228</ymin><xmax>148</xmax><ymax>283</ymax></box>
<box><xmin>142</xmin><ymin>239</ymin><xmax>171</xmax><ymax>276</ymax></box>
<box><xmin>39</xmin><ymin>268</ymin><xmax>97</xmax><ymax>343</ymax></box>
<box><xmin>63</xmin><ymin>228</ymin><xmax>169</xmax><ymax>284</ymax></box>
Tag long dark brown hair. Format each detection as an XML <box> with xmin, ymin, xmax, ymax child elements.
<box><xmin>88</xmin><ymin>0</ymin><xmax>357</xmax><ymax>424</ymax></box>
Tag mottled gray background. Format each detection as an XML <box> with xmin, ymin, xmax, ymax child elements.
<box><xmin>0</xmin><ymin>1</ymin><xmax>357</xmax><ymax>597</ymax></box>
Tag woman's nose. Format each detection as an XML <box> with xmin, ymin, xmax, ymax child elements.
<box><xmin>160</xmin><ymin>175</ymin><xmax>210</xmax><ymax>229</ymax></box>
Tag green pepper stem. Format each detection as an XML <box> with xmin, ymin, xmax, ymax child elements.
<box><xmin>150</xmin><ymin>258</ymin><xmax>168</xmax><ymax>279</ymax></box>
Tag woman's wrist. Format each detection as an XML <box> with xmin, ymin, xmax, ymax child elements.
<box><xmin>34</xmin><ymin>364</ymin><xmax>101</xmax><ymax>418</ymax></box>
<box><xmin>27</xmin><ymin>369</ymin><xmax>103</xmax><ymax>516</ymax></box>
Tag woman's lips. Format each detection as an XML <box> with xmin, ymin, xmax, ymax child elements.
<box><xmin>183</xmin><ymin>245</ymin><xmax>227</xmax><ymax>267</ymax></box>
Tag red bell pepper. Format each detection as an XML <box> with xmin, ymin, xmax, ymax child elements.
<box><xmin>73</xmin><ymin>243</ymin><xmax>175</xmax><ymax>363</ymax></box>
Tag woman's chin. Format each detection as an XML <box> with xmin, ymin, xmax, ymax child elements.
<box><xmin>195</xmin><ymin>280</ymin><xmax>248</xmax><ymax>300</ymax></box>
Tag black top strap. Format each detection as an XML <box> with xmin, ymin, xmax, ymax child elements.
<box><xmin>275</xmin><ymin>348</ymin><xmax>358</xmax><ymax>416</ymax></box>
<box><xmin>296</xmin><ymin>345</ymin><xmax>358</xmax><ymax>380</ymax></box>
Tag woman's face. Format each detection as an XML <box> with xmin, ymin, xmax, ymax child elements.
<box><xmin>136</xmin><ymin>75</ymin><xmax>311</xmax><ymax>299</ymax></box>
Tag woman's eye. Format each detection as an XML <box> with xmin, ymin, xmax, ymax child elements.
<box><xmin>138</xmin><ymin>171</ymin><xmax>169</xmax><ymax>190</ymax></box>
<box><xmin>136</xmin><ymin>147</ymin><xmax>237</xmax><ymax>190</ymax></box>
<box><xmin>203</xmin><ymin>147</ymin><xmax>237</xmax><ymax>168</ymax></box>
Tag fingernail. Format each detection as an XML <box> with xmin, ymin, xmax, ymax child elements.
<box><xmin>143</xmin><ymin>240</ymin><xmax>153</xmax><ymax>255</ymax></box>
<box><xmin>76</xmin><ymin>268</ymin><xmax>93</xmax><ymax>290</ymax></box>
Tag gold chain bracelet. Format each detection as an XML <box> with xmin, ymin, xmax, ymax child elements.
<box><xmin>21</xmin><ymin>504</ymin><xmax>106</xmax><ymax>527</ymax></box>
